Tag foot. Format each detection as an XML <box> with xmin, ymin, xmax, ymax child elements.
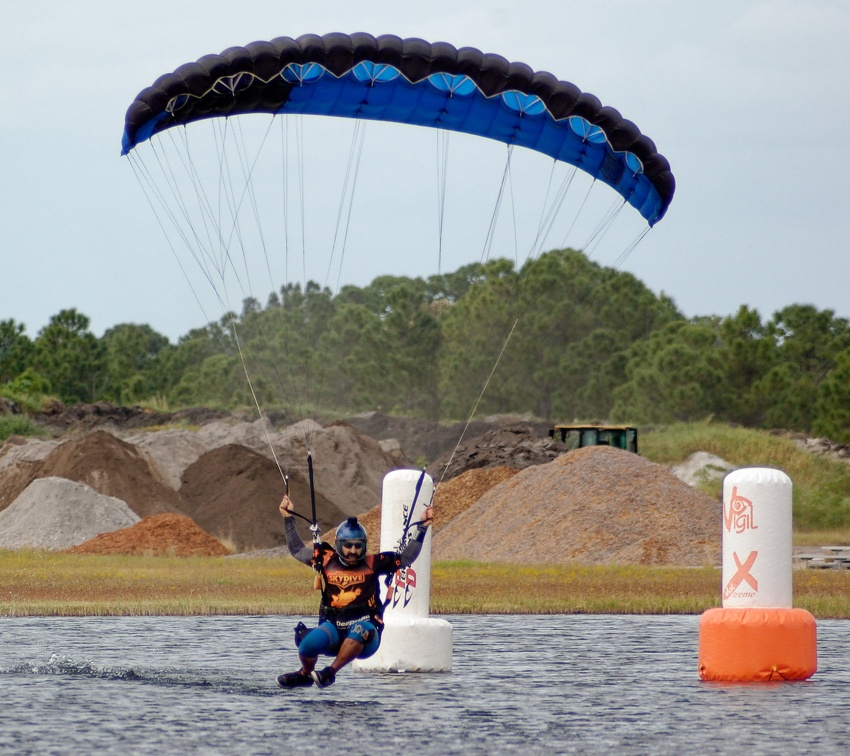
<box><xmin>277</xmin><ymin>670</ymin><xmax>314</xmax><ymax>688</ymax></box>
<box><xmin>311</xmin><ymin>666</ymin><xmax>336</xmax><ymax>689</ymax></box>
<box><xmin>294</xmin><ymin>622</ymin><xmax>309</xmax><ymax>646</ymax></box>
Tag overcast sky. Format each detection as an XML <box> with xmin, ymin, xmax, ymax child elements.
<box><xmin>2</xmin><ymin>1</ymin><xmax>848</xmax><ymax>342</ymax></box>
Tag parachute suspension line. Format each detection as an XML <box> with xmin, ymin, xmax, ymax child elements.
<box><xmin>506</xmin><ymin>150</ymin><xmax>520</xmax><ymax>273</ymax></box>
<box><xmin>417</xmin><ymin>130</ymin><xmax>453</xmax><ymax>463</ymax></box>
<box><xmin>129</xmin><ymin>130</ymin><xmax>246</xmax><ymax>337</ymax></box>
<box><xmin>127</xmin><ymin>151</ymin><xmax>222</xmax><ymax>337</ymax></box>
<box><xmin>230</xmin><ymin>115</ymin><xmax>280</xmax><ymax>297</ymax></box>
<box><xmin>479</xmin><ymin>145</ymin><xmax>514</xmax><ymax>264</ymax></box>
<box><xmin>282</xmin><ymin>119</ymin><xmax>368</xmax><ymax>452</ymax></box>
<box><xmin>436</xmin><ymin>316</ymin><xmax>520</xmax><ymax>488</ymax></box>
<box><xmin>226</xmin><ymin>310</ymin><xmax>290</xmax><ymax>483</ymax></box>
<box><xmin>277</xmin><ymin>117</ymin><xmax>311</xmax><ymax>432</ymax></box>
<box><xmin>559</xmin><ymin>177</ymin><xmax>598</xmax><ymax>250</ymax></box>
<box><xmin>529</xmin><ymin>163</ymin><xmax>579</xmax><ymax>261</ymax></box>
<box><xmin>581</xmin><ymin>198</ymin><xmax>626</xmax><ymax>259</ymax></box>
<box><xmin>195</xmin><ymin>120</ymin><xmax>297</xmax><ymax>484</ymax></box>
<box><xmin>326</xmin><ymin>120</ymin><xmax>366</xmax><ymax>292</ymax></box>
<box><xmin>436</xmin><ymin>130</ymin><xmax>450</xmax><ymax>274</ymax></box>
<box><xmin>145</xmin><ymin>130</ymin><xmax>223</xmax><ymax>297</ymax></box>
<box><xmin>227</xmin><ymin>117</ymin><xmax>314</xmax><ymax>477</ymax></box>
<box><xmin>610</xmin><ymin>226</ymin><xmax>651</xmax><ymax>270</ymax></box>
<box><xmin>287</xmin><ymin>115</ymin><xmax>320</xmax><ymax>449</ymax></box>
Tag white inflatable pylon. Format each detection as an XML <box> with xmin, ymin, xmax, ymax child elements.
<box><xmin>353</xmin><ymin>469</ymin><xmax>452</xmax><ymax>673</ymax></box>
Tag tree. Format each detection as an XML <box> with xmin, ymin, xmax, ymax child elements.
<box><xmin>814</xmin><ymin>347</ymin><xmax>850</xmax><ymax>443</ymax></box>
<box><xmin>713</xmin><ymin>306</ymin><xmax>776</xmax><ymax>425</ymax></box>
<box><xmin>0</xmin><ymin>319</ymin><xmax>33</xmax><ymax>385</ymax></box>
<box><xmin>32</xmin><ymin>309</ymin><xmax>106</xmax><ymax>403</ymax></box>
<box><xmin>754</xmin><ymin>305</ymin><xmax>850</xmax><ymax>431</ymax></box>
<box><xmin>612</xmin><ymin>320</ymin><xmax>725</xmax><ymax>423</ymax></box>
<box><xmin>101</xmin><ymin>323</ymin><xmax>170</xmax><ymax>403</ymax></box>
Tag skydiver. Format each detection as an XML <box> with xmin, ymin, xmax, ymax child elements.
<box><xmin>277</xmin><ymin>493</ymin><xmax>433</xmax><ymax>688</ymax></box>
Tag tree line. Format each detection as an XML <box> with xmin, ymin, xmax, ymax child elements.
<box><xmin>2</xmin><ymin>249</ymin><xmax>848</xmax><ymax>442</ymax></box>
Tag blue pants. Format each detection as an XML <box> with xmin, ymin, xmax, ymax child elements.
<box><xmin>298</xmin><ymin>620</ymin><xmax>381</xmax><ymax>660</ymax></box>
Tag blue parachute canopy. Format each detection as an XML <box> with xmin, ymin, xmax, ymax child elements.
<box><xmin>122</xmin><ymin>33</ymin><xmax>674</xmax><ymax>225</ymax></box>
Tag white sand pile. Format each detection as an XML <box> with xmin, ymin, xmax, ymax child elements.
<box><xmin>671</xmin><ymin>451</ymin><xmax>734</xmax><ymax>487</ymax></box>
<box><xmin>122</xmin><ymin>428</ymin><xmax>213</xmax><ymax>490</ymax></box>
<box><xmin>0</xmin><ymin>476</ymin><xmax>140</xmax><ymax>551</ymax></box>
<box><xmin>0</xmin><ymin>437</ymin><xmax>61</xmax><ymax>474</ymax></box>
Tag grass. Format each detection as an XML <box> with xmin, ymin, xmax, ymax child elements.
<box><xmin>0</xmin><ymin>414</ymin><xmax>40</xmax><ymax>441</ymax></box>
<box><xmin>2</xmin><ymin>550</ymin><xmax>849</xmax><ymax>619</ymax></box>
<box><xmin>641</xmin><ymin>421</ymin><xmax>850</xmax><ymax>534</ymax></box>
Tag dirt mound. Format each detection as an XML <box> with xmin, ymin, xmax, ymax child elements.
<box><xmin>427</xmin><ymin>425</ymin><xmax>563</xmax><ymax>481</ymax></box>
<box><xmin>1</xmin><ymin>421</ymin><xmax>406</xmax><ymax>555</ymax></box>
<box><xmin>433</xmin><ymin>446</ymin><xmax>722</xmax><ymax>567</ymax></box>
<box><xmin>344</xmin><ymin>412</ymin><xmax>551</xmax><ymax>466</ymax></box>
<box><xmin>35</xmin><ymin>401</ymin><xmax>234</xmax><ymax>432</ymax></box>
<box><xmin>0</xmin><ymin>477</ymin><xmax>140</xmax><ymax>551</ymax></box>
<box><xmin>67</xmin><ymin>513</ymin><xmax>231</xmax><ymax>557</ymax></box>
<box><xmin>0</xmin><ymin>430</ymin><xmax>183</xmax><ymax>518</ymax></box>
<box><xmin>178</xmin><ymin>444</ymin><xmax>346</xmax><ymax>552</ymax></box>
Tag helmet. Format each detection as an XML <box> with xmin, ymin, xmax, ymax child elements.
<box><xmin>334</xmin><ymin>517</ymin><xmax>368</xmax><ymax>565</ymax></box>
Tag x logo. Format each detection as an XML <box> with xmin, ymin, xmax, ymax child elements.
<box><xmin>723</xmin><ymin>550</ymin><xmax>759</xmax><ymax>600</ymax></box>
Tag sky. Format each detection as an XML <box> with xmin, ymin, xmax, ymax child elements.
<box><xmin>2</xmin><ymin>1</ymin><xmax>849</xmax><ymax>342</ymax></box>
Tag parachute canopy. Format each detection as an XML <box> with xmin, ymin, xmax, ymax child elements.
<box><xmin>122</xmin><ymin>32</ymin><xmax>674</xmax><ymax>225</ymax></box>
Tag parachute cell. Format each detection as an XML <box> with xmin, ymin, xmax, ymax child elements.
<box><xmin>121</xmin><ymin>33</ymin><xmax>674</xmax><ymax>225</ymax></box>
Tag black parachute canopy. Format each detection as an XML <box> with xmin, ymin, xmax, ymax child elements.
<box><xmin>122</xmin><ymin>32</ymin><xmax>674</xmax><ymax>225</ymax></box>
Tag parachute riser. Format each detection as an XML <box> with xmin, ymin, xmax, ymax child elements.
<box><xmin>307</xmin><ymin>451</ymin><xmax>323</xmax><ymax>591</ymax></box>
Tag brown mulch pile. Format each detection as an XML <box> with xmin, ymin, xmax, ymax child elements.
<box><xmin>433</xmin><ymin>445</ymin><xmax>722</xmax><ymax>567</ymax></box>
<box><xmin>66</xmin><ymin>513</ymin><xmax>231</xmax><ymax>557</ymax></box>
<box><xmin>350</xmin><ymin>465</ymin><xmax>520</xmax><ymax>553</ymax></box>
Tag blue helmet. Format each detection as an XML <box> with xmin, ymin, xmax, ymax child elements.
<box><xmin>335</xmin><ymin>517</ymin><xmax>367</xmax><ymax>565</ymax></box>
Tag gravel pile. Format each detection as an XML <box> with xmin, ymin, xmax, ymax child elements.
<box><xmin>0</xmin><ymin>477</ymin><xmax>139</xmax><ymax>551</ymax></box>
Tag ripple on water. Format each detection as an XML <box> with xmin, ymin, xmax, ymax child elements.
<box><xmin>0</xmin><ymin>615</ymin><xmax>849</xmax><ymax>753</ymax></box>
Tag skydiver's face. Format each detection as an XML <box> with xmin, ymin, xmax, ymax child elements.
<box><xmin>340</xmin><ymin>540</ymin><xmax>365</xmax><ymax>565</ymax></box>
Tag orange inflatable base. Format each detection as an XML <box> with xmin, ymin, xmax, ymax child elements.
<box><xmin>698</xmin><ymin>607</ymin><xmax>817</xmax><ymax>682</ymax></box>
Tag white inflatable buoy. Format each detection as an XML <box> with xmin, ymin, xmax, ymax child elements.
<box><xmin>354</xmin><ymin>469</ymin><xmax>452</xmax><ymax>673</ymax></box>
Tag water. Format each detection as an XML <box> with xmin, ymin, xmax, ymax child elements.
<box><xmin>1</xmin><ymin>614</ymin><xmax>848</xmax><ymax>754</ymax></box>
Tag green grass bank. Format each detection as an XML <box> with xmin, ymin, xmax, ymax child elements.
<box><xmin>2</xmin><ymin>550</ymin><xmax>849</xmax><ymax>619</ymax></box>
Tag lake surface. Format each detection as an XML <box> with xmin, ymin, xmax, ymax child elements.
<box><xmin>1</xmin><ymin>614</ymin><xmax>848</xmax><ymax>754</ymax></box>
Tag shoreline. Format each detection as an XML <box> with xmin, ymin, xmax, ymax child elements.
<box><xmin>2</xmin><ymin>551</ymin><xmax>849</xmax><ymax>619</ymax></box>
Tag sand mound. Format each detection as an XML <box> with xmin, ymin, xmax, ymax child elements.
<box><xmin>0</xmin><ymin>430</ymin><xmax>183</xmax><ymax>519</ymax></box>
<box><xmin>178</xmin><ymin>444</ymin><xmax>346</xmax><ymax>552</ymax></box>
<box><xmin>67</xmin><ymin>513</ymin><xmax>231</xmax><ymax>557</ymax></box>
<box><xmin>274</xmin><ymin>421</ymin><xmax>405</xmax><ymax>518</ymax></box>
<box><xmin>0</xmin><ymin>477</ymin><xmax>140</xmax><ymax>551</ymax></box>
<box><xmin>433</xmin><ymin>446</ymin><xmax>722</xmax><ymax>566</ymax></box>
<box><xmin>671</xmin><ymin>451</ymin><xmax>734</xmax><ymax>486</ymax></box>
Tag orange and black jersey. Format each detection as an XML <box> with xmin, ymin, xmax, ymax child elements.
<box><xmin>316</xmin><ymin>545</ymin><xmax>400</xmax><ymax>621</ymax></box>
<box><xmin>282</xmin><ymin>517</ymin><xmax>428</xmax><ymax>623</ymax></box>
